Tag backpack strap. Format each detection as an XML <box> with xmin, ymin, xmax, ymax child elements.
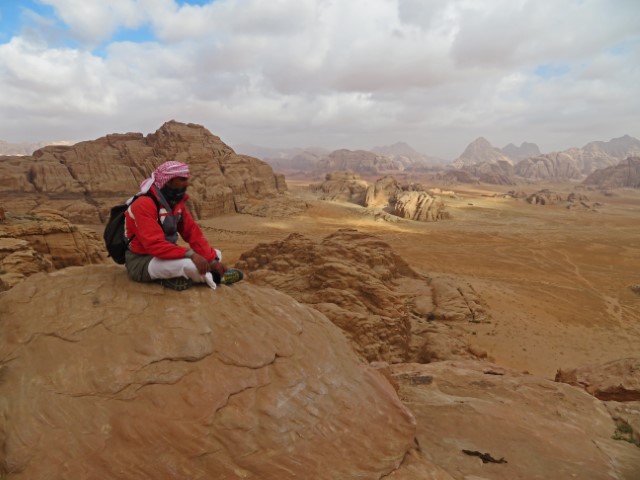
<box><xmin>125</xmin><ymin>192</ymin><xmax>162</xmax><ymax>249</ymax></box>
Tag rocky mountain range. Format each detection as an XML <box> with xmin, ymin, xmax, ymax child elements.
<box><xmin>0</xmin><ymin>139</ymin><xmax>72</xmax><ymax>156</ymax></box>
<box><xmin>0</xmin><ymin>121</ymin><xmax>287</xmax><ymax>224</ymax></box>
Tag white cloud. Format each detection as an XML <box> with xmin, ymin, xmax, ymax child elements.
<box><xmin>0</xmin><ymin>0</ymin><xmax>638</xmax><ymax>158</ymax></box>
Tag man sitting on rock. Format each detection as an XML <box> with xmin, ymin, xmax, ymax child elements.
<box><xmin>124</xmin><ymin>160</ymin><xmax>243</xmax><ymax>290</ymax></box>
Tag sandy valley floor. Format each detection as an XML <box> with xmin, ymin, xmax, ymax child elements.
<box><xmin>200</xmin><ymin>180</ymin><xmax>640</xmax><ymax>378</ymax></box>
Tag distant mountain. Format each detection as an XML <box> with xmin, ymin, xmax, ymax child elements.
<box><xmin>0</xmin><ymin>139</ymin><xmax>72</xmax><ymax>156</ymax></box>
<box><xmin>514</xmin><ymin>153</ymin><xmax>583</xmax><ymax>181</ymax></box>
<box><xmin>316</xmin><ymin>149</ymin><xmax>403</xmax><ymax>175</ymax></box>
<box><xmin>501</xmin><ymin>142</ymin><xmax>541</xmax><ymax>162</ymax></box>
<box><xmin>233</xmin><ymin>143</ymin><xmax>330</xmax><ymax>160</ymax></box>
<box><xmin>583</xmin><ymin>156</ymin><xmax>640</xmax><ymax>188</ymax></box>
<box><xmin>452</xmin><ymin>137</ymin><xmax>512</xmax><ymax>168</ymax></box>
<box><xmin>371</xmin><ymin>141</ymin><xmax>446</xmax><ymax>165</ymax></box>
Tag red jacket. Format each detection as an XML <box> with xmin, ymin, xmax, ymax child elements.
<box><xmin>124</xmin><ymin>187</ymin><xmax>217</xmax><ymax>261</ymax></box>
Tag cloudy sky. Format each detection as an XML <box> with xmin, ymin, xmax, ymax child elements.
<box><xmin>0</xmin><ymin>0</ymin><xmax>638</xmax><ymax>159</ymax></box>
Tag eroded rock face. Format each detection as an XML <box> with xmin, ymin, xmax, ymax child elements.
<box><xmin>0</xmin><ymin>210</ymin><xmax>106</xmax><ymax>291</ymax></box>
<box><xmin>583</xmin><ymin>157</ymin><xmax>640</xmax><ymax>189</ymax></box>
<box><xmin>391</xmin><ymin>361</ymin><xmax>640</xmax><ymax>480</ymax></box>
<box><xmin>316</xmin><ymin>149</ymin><xmax>403</xmax><ymax>174</ymax></box>
<box><xmin>393</xmin><ymin>191</ymin><xmax>450</xmax><ymax>222</ymax></box>
<box><xmin>515</xmin><ymin>153</ymin><xmax>583</xmax><ymax>181</ymax></box>
<box><xmin>236</xmin><ymin>229</ymin><xmax>489</xmax><ymax>364</ymax></box>
<box><xmin>452</xmin><ymin>137</ymin><xmax>513</xmax><ymax>169</ymax></box>
<box><xmin>0</xmin><ymin>121</ymin><xmax>287</xmax><ymax>223</ymax></box>
<box><xmin>462</xmin><ymin>160</ymin><xmax>516</xmax><ymax>185</ymax></box>
<box><xmin>555</xmin><ymin>358</ymin><xmax>640</xmax><ymax>402</ymax></box>
<box><xmin>0</xmin><ymin>266</ymin><xmax>417</xmax><ymax>479</ymax></box>
<box><xmin>310</xmin><ymin>171</ymin><xmax>370</xmax><ymax>203</ymax></box>
<box><xmin>526</xmin><ymin>189</ymin><xmax>564</xmax><ymax>205</ymax></box>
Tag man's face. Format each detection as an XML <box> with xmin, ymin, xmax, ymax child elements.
<box><xmin>166</xmin><ymin>176</ymin><xmax>190</xmax><ymax>190</ymax></box>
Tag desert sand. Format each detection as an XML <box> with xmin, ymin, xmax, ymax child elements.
<box><xmin>203</xmin><ymin>179</ymin><xmax>640</xmax><ymax>378</ymax></box>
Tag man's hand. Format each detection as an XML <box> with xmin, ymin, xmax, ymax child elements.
<box><xmin>209</xmin><ymin>259</ymin><xmax>227</xmax><ymax>277</ymax></box>
<box><xmin>190</xmin><ymin>252</ymin><xmax>210</xmax><ymax>275</ymax></box>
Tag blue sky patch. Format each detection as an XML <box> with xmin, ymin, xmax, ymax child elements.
<box><xmin>0</xmin><ymin>1</ymin><xmax>58</xmax><ymax>42</ymax></box>
<box><xmin>534</xmin><ymin>63</ymin><xmax>570</xmax><ymax>79</ymax></box>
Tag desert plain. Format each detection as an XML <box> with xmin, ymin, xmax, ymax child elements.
<box><xmin>204</xmin><ymin>179</ymin><xmax>640</xmax><ymax>379</ymax></box>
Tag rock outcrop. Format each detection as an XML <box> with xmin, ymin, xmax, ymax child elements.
<box><xmin>576</xmin><ymin>135</ymin><xmax>640</xmax><ymax>174</ymax></box>
<box><xmin>526</xmin><ymin>189</ymin><xmax>564</xmax><ymax>205</ymax></box>
<box><xmin>555</xmin><ymin>358</ymin><xmax>640</xmax><ymax>402</ymax></box>
<box><xmin>583</xmin><ymin>157</ymin><xmax>640</xmax><ymax>189</ymax></box>
<box><xmin>462</xmin><ymin>160</ymin><xmax>516</xmax><ymax>185</ymax></box>
<box><xmin>501</xmin><ymin>141</ymin><xmax>541</xmax><ymax>162</ymax></box>
<box><xmin>236</xmin><ymin>229</ymin><xmax>489</xmax><ymax>364</ymax></box>
<box><xmin>0</xmin><ymin>265</ymin><xmax>421</xmax><ymax>479</ymax></box>
<box><xmin>452</xmin><ymin>137</ymin><xmax>513</xmax><ymax>169</ymax></box>
<box><xmin>0</xmin><ymin>121</ymin><xmax>288</xmax><ymax>223</ymax></box>
<box><xmin>311</xmin><ymin>171</ymin><xmax>369</xmax><ymax>203</ymax></box>
<box><xmin>392</xmin><ymin>191</ymin><xmax>450</xmax><ymax>221</ymax></box>
<box><xmin>0</xmin><ymin>210</ymin><xmax>106</xmax><ymax>291</ymax></box>
<box><xmin>515</xmin><ymin>152</ymin><xmax>583</xmax><ymax>181</ymax></box>
<box><xmin>315</xmin><ymin>149</ymin><xmax>403</xmax><ymax>174</ymax></box>
<box><xmin>391</xmin><ymin>361</ymin><xmax>640</xmax><ymax>479</ymax></box>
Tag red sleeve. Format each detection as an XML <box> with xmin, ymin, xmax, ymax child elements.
<box><xmin>129</xmin><ymin>197</ymin><xmax>189</xmax><ymax>259</ymax></box>
<box><xmin>179</xmin><ymin>208</ymin><xmax>218</xmax><ymax>262</ymax></box>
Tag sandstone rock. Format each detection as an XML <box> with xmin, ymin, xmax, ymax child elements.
<box><xmin>392</xmin><ymin>191</ymin><xmax>450</xmax><ymax>222</ymax></box>
<box><xmin>526</xmin><ymin>189</ymin><xmax>564</xmax><ymax>205</ymax></box>
<box><xmin>555</xmin><ymin>357</ymin><xmax>640</xmax><ymax>401</ymax></box>
<box><xmin>0</xmin><ymin>211</ymin><xmax>106</xmax><ymax>291</ymax></box>
<box><xmin>583</xmin><ymin>156</ymin><xmax>640</xmax><ymax>189</ymax></box>
<box><xmin>501</xmin><ymin>141</ymin><xmax>541</xmax><ymax>162</ymax></box>
<box><xmin>462</xmin><ymin>160</ymin><xmax>516</xmax><ymax>185</ymax></box>
<box><xmin>391</xmin><ymin>360</ymin><xmax>640</xmax><ymax>479</ymax></box>
<box><xmin>0</xmin><ymin>265</ymin><xmax>418</xmax><ymax>479</ymax></box>
<box><xmin>0</xmin><ymin>121</ymin><xmax>287</xmax><ymax>223</ymax></box>
<box><xmin>567</xmin><ymin>135</ymin><xmax>640</xmax><ymax>174</ymax></box>
<box><xmin>431</xmin><ymin>169</ymin><xmax>479</xmax><ymax>184</ymax></box>
<box><xmin>452</xmin><ymin>137</ymin><xmax>513</xmax><ymax>169</ymax></box>
<box><xmin>515</xmin><ymin>152</ymin><xmax>582</xmax><ymax>181</ymax></box>
<box><xmin>363</xmin><ymin>176</ymin><xmax>400</xmax><ymax>208</ymax></box>
<box><xmin>310</xmin><ymin>171</ymin><xmax>369</xmax><ymax>203</ymax></box>
<box><xmin>316</xmin><ymin>149</ymin><xmax>403</xmax><ymax>175</ymax></box>
<box><xmin>236</xmin><ymin>230</ymin><xmax>489</xmax><ymax>364</ymax></box>
<box><xmin>605</xmin><ymin>401</ymin><xmax>640</xmax><ymax>447</ymax></box>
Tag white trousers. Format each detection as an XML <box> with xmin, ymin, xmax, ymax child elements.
<box><xmin>147</xmin><ymin>249</ymin><xmax>222</xmax><ymax>289</ymax></box>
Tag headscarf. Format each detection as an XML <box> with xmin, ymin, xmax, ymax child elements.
<box><xmin>139</xmin><ymin>161</ymin><xmax>191</xmax><ymax>193</ymax></box>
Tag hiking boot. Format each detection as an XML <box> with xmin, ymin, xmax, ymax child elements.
<box><xmin>221</xmin><ymin>268</ymin><xmax>244</xmax><ymax>285</ymax></box>
<box><xmin>159</xmin><ymin>276</ymin><xmax>193</xmax><ymax>291</ymax></box>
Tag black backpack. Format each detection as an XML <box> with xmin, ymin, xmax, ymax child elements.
<box><xmin>103</xmin><ymin>193</ymin><xmax>160</xmax><ymax>264</ymax></box>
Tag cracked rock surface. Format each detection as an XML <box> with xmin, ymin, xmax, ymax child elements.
<box><xmin>0</xmin><ymin>265</ymin><xmax>418</xmax><ymax>479</ymax></box>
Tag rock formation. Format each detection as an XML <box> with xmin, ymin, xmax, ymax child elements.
<box><xmin>236</xmin><ymin>229</ymin><xmax>489</xmax><ymax>364</ymax></box>
<box><xmin>391</xmin><ymin>361</ymin><xmax>640</xmax><ymax>479</ymax></box>
<box><xmin>431</xmin><ymin>169</ymin><xmax>479</xmax><ymax>184</ymax></box>
<box><xmin>0</xmin><ymin>210</ymin><xmax>106</xmax><ymax>291</ymax></box>
<box><xmin>583</xmin><ymin>157</ymin><xmax>640</xmax><ymax>189</ymax></box>
<box><xmin>363</xmin><ymin>176</ymin><xmax>401</xmax><ymax>208</ymax></box>
<box><xmin>452</xmin><ymin>137</ymin><xmax>513</xmax><ymax>169</ymax></box>
<box><xmin>526</xmin><ymin>189</ymin><xmax>564</xmax><ymax>205</ymax></box>
<box><xmin>393</xmin><ymin>191</ymin><xmax>450</xmax><ymax>221</ymax></box>
<box><xmin>371</xmin><ymin>142</ymin><xmax>440</xmax><ymax>167</ymax></box>
<box><xmin>0</xmin><ymin>121</ymin><xmax>288</xmax><ymax>224</ymax></box>
<box><xmin>462</xmin><ymin>160</ymin><xmax>516</xmax><ymax>185</ymax></box>
<box><xmin>0</xmin><ymin>139</ymin><xmax>72</xmax><ymax>156</ymax></box>
<box><xmin>311</xmin><ymin>171</ymin><xmax>369</xmax><ymax>203</ymax></box>
<box><xmin>315</xmin><ymin>149</ymin><xmax>403</xmax><ymax>174</ymax></box>
<box><xmin>515</xmin><ymin>152</ymin><xmax>583</xmax><ymax>181</ymax></box>
<box><xmin>0</xmin><ymin>265</ymin><xmax>422</xmax><ymax>479</ymax></box>
<box><xmin>314</xmin><ymin>174</ymin><xmax>451</xmax><ymax>222</ymax></box>
<box><xmin>501</xmin><ymin>141</ymin><xmax>541</xmax><ymax>161</ymax></box>
<box><xmin>555</xmin><ymin>358</ymin><xmax>640</xmax><ymax>402</ymax></box>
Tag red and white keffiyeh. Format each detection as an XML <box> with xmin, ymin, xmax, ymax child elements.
<box><xmin>139</xmin><ymin>161</ymin><xmax>191</xmax><ymax>193</ymax></box>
